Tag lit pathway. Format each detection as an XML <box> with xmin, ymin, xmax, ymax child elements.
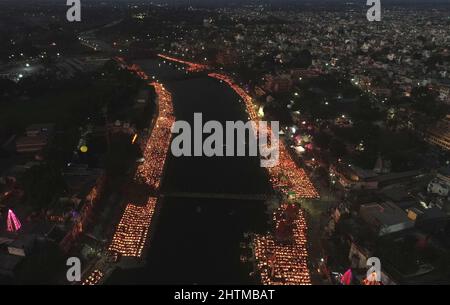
<box><xmin>82</xmin><ymin>62</ymin><xmax>174</xmax><ymax>285</ymax></box>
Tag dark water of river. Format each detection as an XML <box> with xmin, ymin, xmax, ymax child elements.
<box><xmin>106</xmin><ymin>59</ymin><xmax>271</xmax><ymax>284</ymax></box>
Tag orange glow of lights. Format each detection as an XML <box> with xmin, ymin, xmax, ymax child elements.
<box><xmin>134</xmin><ymin>82</ymin><xmax>174</xmax><ymax>190</ymax></box>
<box><xmin>107</xmin><ymin>67</ymin><xmax>173</xmax><ymax>257</ymax></box>
<box><xmin>208</xmin><ymin>73</ymin><xmax>318</xmax><ymax>199</ymax></box>
<box><xmin>82</xmin><ymin>269</ymin><xmax>104</xmax><ymax>285</ymax></box>
<box><xmin>253</xmin><ymin>206</ymin><xmax>311</xmax><ymax>285</ymax></box>
<box><xmin>157</xmin><ymin>54</ymin><xmax>209</xmax><ymax>72</ymax></box>
<box><xmin>108</xmin><ymin>197</ymin><xmax>157</xmax><ymax>257</ymax></box>
<box><xmin>207</xmin><ymin>72</ymin><xmax>317</xmax><ymax>284</ymax></box>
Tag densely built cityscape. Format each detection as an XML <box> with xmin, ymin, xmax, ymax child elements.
<box><xmin>1</xmin><ymin>0</ymin><xmax>450</xmax><ymax>292</ymax></box>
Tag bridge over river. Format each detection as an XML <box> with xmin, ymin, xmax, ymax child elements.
<box><xmin>161</xmin><ymin>192</ymin><xmax>270</xmax><ymax>201</ymax></box>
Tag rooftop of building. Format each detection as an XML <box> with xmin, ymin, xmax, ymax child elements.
<box><xmin>360</xmin><ymin>201</ymin><xmax>413</xmax><ymax>227</ymax></box>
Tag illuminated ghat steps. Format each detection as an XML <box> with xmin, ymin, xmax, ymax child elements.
<box><xmin>253</xmin><ymin>206</ymin><xmax>311</xmax><ymax>285</ymax></box>
<box><xmin>82</xmin><ymin>62</ymin><xmax>174</xmax><ymax>285</ymax></box>
<box><xmin>92</xmin><ymin>55</ymin><xmax>314</xmax><ymax>286</ymax></box>
<box><xmin>162</xmin><ymin>192</ymin><xmax>269</xmax><ymax>201</ymax></box>
<box><xmin>108</xmin><ymin>198</ymin><xmax>157</xmax><ymax>257</ymax></box>
<box><xmin>107</xmin><ymin>81</ymin><xmax>174</xmax><ymax>258</ymax></box>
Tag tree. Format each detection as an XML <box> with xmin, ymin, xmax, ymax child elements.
<box><xmin>104</xmin><ymin>134</ymin><xmax>140</xmax><ymax>177</ymax></box>
<box><xmin>292</xmin><ymin>49</ymin><xmax>312</xmax><ymax>69</ymax></box>
<box><xmin>16</xmin><ymin>240</ymin><xmax>65</xmax><ymax>284</ymax></box>
<box><xmin>329</xmin><ymin>139</ymin><xmax>347</xmax><ymax>159</ymax></box>
<box><xmin>411</xmin><ymin>87</ymin><xmax>444</xmax><ymax>119</ymax></box>
<box><xmin>0</xmin><ymin>79</ymin><xmax>16</xmax><ymax>98</ymax></box>
<box><xmin>314</xmin><ymin>132</ymin><xmax>331</xmax><ymax>151</ymax></box>
<box><xmin>20</xmin><ymin>163</ymin><xmax>67</xmax><ymax>211</ymax></box>
<box><xmin>264</xmin><ymin>102</ymin><xmax>293</xmax><ymax>126</ymax></box>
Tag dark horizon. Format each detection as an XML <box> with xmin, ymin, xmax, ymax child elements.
<box><xmin>1</xmin><ymin>0</ymin><xmax>450</xmax><ymax>4</ymax></box>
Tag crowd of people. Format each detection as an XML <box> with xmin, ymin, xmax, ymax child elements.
<box><xmin>108</xmin><ymin>197</ymin><xmax>157</xmax><ymax>258</ymax></box>
<box><xmin>83</xmin><ymin>63</ymin><xmax>174</xmax><ymax>284</ymax></box>
<box><xmin>205</xmin><ymin>70</ymin><xmax>317</xmax><ymax>284</ymax></box>
<box><xmin>109</xmin><ymin>72</ymin><xmax>174</xmax><ymax>257</ymax></box>
<box><xmin>97</xmin><ymin>56</ymin><xmax>316</xmax><ymax>285</ymax></box>
<box><xmin>135</xmin><ymin>82</ymin><xmax>174</xmax><ymax>191</ymax></box>
<box><xmin>208</xmin><ymin>72</ymin><xmax>319</xmax><ymax>199</ymax></box>
<box><xmin>253</xmin><ymin>204</ymin><xmax>311</xmax><ymax>285</ymax></box>
<box><xmin>82</xmin><ymin>269</ymin><xmax>104</xmax><ymax>285</ymax></box>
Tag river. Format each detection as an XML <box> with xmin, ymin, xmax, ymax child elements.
<box><xmin>106</xmin><ymin>58</ymin><xmax>271</xmax><ymax>284</ymax></box>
